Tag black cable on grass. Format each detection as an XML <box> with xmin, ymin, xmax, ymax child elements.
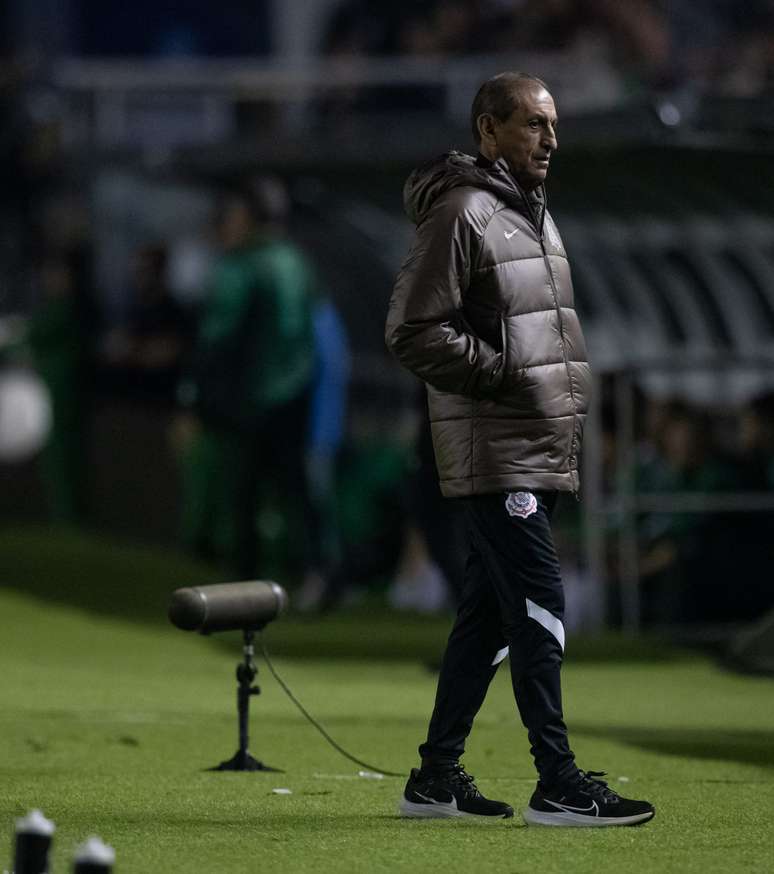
<box><xmin>259</xmin><ymin>634</ymin><xmax>403</xmax><ymax>778</ymax></box>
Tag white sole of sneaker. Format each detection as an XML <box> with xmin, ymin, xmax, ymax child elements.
<box><xmin>398</xmin><ymin>799</ymin><xmax>510</xmax><ymax>820</ymax></box>
<box><xmin>523</xmin><ymin>807</ymin><xmax>655</xmax><ymax>827</ymax></box>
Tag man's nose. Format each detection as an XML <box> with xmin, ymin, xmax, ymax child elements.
<box><xmin>543</xmin><ymin>129</ymin><xmax>558</xmax><ymax>151</ymax></box>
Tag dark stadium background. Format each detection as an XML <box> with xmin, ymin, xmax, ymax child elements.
<box><xmin>2</xmin><ymin>0</ymin><xmax>774</xmax><ymax>643</ymax></box>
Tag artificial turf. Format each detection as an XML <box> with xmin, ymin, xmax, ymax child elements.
<box><xmin>1</xmin><ymin>529</ymin><xmax>773</xmax><ymax>873</ymax></box>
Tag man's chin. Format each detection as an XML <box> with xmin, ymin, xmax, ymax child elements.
<box><xmin>509</xmin><ymin>164</ymin><xmax>548</xmax><ymax>190</ymax></box>
<box><xmin>522</xmin><ymin>172</ymin><xmax>547</xmax><ymax>191</ymax></box>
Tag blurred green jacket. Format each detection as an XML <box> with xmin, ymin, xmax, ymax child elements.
<box><xmin>193</xmin><ymin>237</ymin><xmax>316</xmax><ymax>430</ymax></box>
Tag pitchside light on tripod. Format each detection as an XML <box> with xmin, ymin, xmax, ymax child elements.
<box><xmin>168</xmin><ymin>581</ymin><xmax>288</xmax><ymax>772</ymax></box>
<box><xmin>168</xmin><ymin>581</ymin><xmax>287</xmax><ymax>633</ymax></box>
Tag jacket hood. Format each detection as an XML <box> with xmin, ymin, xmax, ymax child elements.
<box><xmin>403</xmin><ymin>151</ymin><xmax>541</xmax><ymax>225</ymax></box>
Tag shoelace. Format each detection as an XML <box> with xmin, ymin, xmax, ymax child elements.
<box><xmin>576</xmin><ymin>770</ymin><xmax>620</xmax><ymax>803</ymax></box>
<box><xmin>431</xmin><ymin>764</ymin><xmax>480</xmax><ymax>798</ymax></box>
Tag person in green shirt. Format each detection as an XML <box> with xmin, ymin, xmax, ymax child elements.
<box><xmin>179</xmin><ymin>177</ymin><xmax>317</xmax><ymax>579</ymax></box>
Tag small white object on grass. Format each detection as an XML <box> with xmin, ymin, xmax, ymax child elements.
<box><xmin>618</xmin><ymin>776</ymin><xmax>630</xmax><ymax>783</ymax></box>
<box><xmin>16</xmin><ymin>809</ymin><xmax>55</xmax><ymax>836</ymax></box>
<box><xmin>74</xmin><ymin>836</ymin><xmax>116</xmax><ymax>865</ymax></box>
<box><xmin>358</xmin><ymin>771</ymin><xmax>384</xmax><ymax>780</ymax></box>
<box><xmin>313</xmin><ymin>773</ymin><xmax>358</xmax><ymax>780</ymax></box>
<box><xmin>272</xmin><ymin>788</ymin><xmax>293</xmax><ymax>795</ymax></box>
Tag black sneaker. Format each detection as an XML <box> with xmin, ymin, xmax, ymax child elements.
<box><xmin>523</xmin><ymin>770</ymin><xmax>655</xmax><ymax>827</ymax></box>
<box><xmin>398</xmin><ymin>764</ymin><xmax>514</xmax><ymax>820</ymax></box>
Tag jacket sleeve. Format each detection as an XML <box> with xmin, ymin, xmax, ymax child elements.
<box><xmin>384</xmin><ymin>194</ymin><xmax>504</xmax><ymax>397</ymax></box>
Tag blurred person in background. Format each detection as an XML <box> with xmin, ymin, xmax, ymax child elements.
<box><xmin>663</xmin><ymin>0</ymin><xmax>774</xmax><ymax>93</ymax></box>
<box><xmin>321</xmin><ymin>0</ymin><xmax>671</xmax><ymax>99</ymax></box>
<box><xmin>636</xmin><ymin>402</ymin><xmax>733</xmax><ymax>624</ymax></box>
<box><xmin>738</xmin><ymin>393</ymin><xmax>774</xmax><ymax>492</ymax></box>
<box><xmin>388</xmin><ymin>390</ymin><xmax>466</xmax><ymax>614</ymax></box>
<box><xmin>701</xmin><ymin>393</ymin><xmax>774</xmax><ymax>622</ymax></box>
<box><xmin>25</xmin><ymin>249</ymin><xmax>96</xmax><ymax>523</ymax></box>
<box><xmin>386</xmin><ymin>71</ymin><xmax>654</xmax><ymax>826</ymax></box>
<box><xmin>177</xmin><ymin>177</ymin><xmax>320</xmax><ymax>582</ymax></box>
<box><xmin>295</xmin><ymin>278</ymin><xmax>351</xmax><ymax>609</ymax></box>
<box><xmin>307</xmin><ymin>404</ymin><xmax>411</xmax><ymax>612</ymax></box>
<box><xmin>101</xmin><ymin>244</ymin><xmax>192</xmax><ymax>405</ymax></box>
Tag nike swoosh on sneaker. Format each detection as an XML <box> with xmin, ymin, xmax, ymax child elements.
<box><xmin>504</xmin><ymin>229</ymin><xmax>519</xmax><ymax>239</ymax></box>
<box><xmin>413</xmin><ymin>790</ymin><xmax>456</xmax><ymax>806</ymax></box>
<box><xmin>545</xmin><ymin>799</ymin><xmax>599</xmax><ymax>815</ymax></box>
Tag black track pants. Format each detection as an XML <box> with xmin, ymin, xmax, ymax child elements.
<box><xmin>418</xmin><ymin>490</ymin><xmax>578</xmax><ymax>788</ymax></box>
<box><xmin>230</xmin><ymin>391</ymin><xmax>315</xmax><ymax>579</ymax></box>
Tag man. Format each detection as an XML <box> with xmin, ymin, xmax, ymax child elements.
<box><xmin>180</xmin><ymin>177</ymin><xmax>318</xmax><ymax>580</ymax></box>
<box><xmin>385</xmin><ymin>72</ymin><xmax>655</xmax><ymax>827</ymax></box>
<box><xmin>103</xmin><ymin>245</ymin><xmax>191</xmax><ymax>403</ymax></box>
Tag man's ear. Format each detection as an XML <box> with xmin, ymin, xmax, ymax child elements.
<box><xmin>477</xmin><ymin>113</ymin><xmax>499</xmax><ymax>155</ymax></box>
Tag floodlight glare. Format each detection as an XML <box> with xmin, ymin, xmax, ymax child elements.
<box><xmin>168</xmin><ymin>580</ymin><xmax>289</xmax><ymax>772</ymax></box>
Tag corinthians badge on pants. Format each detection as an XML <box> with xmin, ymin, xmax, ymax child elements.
<box><xmin>505</xmin><ymin>491</ymin><xmax>538</xmax><ymax>519</ymax></box>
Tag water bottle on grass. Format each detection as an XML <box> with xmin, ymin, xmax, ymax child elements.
<box><xmin>72</xmin><ymin>836</ymin><xmax>115</xmax><ymax>874</ymax></box>
<box><xmin>13</xmin><ymin>810</ymin><xmax>55</xmax><ymax>874</ymax></box>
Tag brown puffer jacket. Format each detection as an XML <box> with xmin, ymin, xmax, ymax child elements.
<box><xmin>385</xmin><ymin>151</ymin><xmax>591</xmax><ymax>497</ymax></box>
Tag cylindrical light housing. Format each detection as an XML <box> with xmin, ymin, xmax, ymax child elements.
<box><xmin>168</xmin><ymin>581</ymin><xmax>288</xmax><ymax>633</ymax></box>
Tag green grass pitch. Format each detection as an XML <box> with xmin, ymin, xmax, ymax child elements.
<box><xmin>1</xmin><ymin>527</ymin><xmax>773</xmax><ymax>872</ymax></box>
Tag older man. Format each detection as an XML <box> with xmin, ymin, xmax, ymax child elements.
<box><xmin>385</xmin><ymin>72</ymin><xmax>654</xmax><ymax>826</ymax></box>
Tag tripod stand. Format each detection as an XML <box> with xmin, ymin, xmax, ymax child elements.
<box><xmin>210</xmin><ymin>629</ymin><xmax>281</xmax><ymax>772</ymax></box>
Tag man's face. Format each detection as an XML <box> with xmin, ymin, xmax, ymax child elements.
<box><xmin>488</xmin><ymin>86</ymin><xmax>558</xmax><ymax>191</ymax></box>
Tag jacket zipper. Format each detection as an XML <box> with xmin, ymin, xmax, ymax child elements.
<box><xmin>524</xmin><ymin>193</ymin><xmax>580</xmax><ymax>498</ymax></box>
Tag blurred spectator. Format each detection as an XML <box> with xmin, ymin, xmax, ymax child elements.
<box><xmin>319</xmin><ymin>0</ymin><xmax>774</xmax><ymax>99</ymax></box>
<box><xmin>322</xmin><ymin>0</ymin><xmax>428</xmax><ymax>56</ymax></box>
<box><xmin>320</xmin><ymin>0</ymin><xmax>445</xmax><ymax>115</ymax></box>
<box><xmin>716</xmin><ymin>392</ymin><xmax>774</xmax><ymax>620</ymax></box>
<box><xmin>595</xmin><ymin>383</ymin><xmax>774</xmax><ymax>626</ymax></box>
<box><xmin>634</xmin><ymin>400</ymin><xmax>761</xmax><ymax>624</ymax></box>
<box><xmin>313</xmin><ymin>410</ymin><xmax>411</xmax><ymax>610</ymax></box>
<box><xmin>178</xmin><ymin>176</ymin><xmax>320</xmax><ymax>581</ymax></box>
<box><xmin>664</xmin><ymin>0</ymin><xmax>774</xmax><ymax>92</ymax></box>
<box><xmin>321</xmin><ymin>0</ymin><xmax>671</xmax><ymax>83</ymax></box>
<box><xmin>737</xmin><ymin>393</ymin><xmax>774</xmax><ymax>491</ymax></box>
<box><xmin>636</xmin><ymin>404</ymin><xmax>711</xmax><ymax>622</ymax></box>
<box><xmin>25</xmin><ymin>250</ymin><xmax>96</xmax><ymax>523</ymax></box>
<box><xmin>101</xmin><ymin>245</ymin><xmax>192</xmax><ymax>404</ymax></box>
<box><xmin>387</xmin><ymin>389</ymin><xmax>466</xmax><ymax>613</ymax></box>
<box><xmin>296</xmin><ymin>291</ymin><xmax>351</xmax><ymax>607</ymax></box>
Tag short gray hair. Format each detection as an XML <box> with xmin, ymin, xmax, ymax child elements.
<box><xmin>470</xmin><ymin>72</ymin><xmax>549</xmax><ymax>144</ymax></box>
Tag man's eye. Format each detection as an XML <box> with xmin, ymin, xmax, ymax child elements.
<box><xmin>529</xmin><ymin>120</ymin><xmax>540</xmax><ymax>129</ymax></box>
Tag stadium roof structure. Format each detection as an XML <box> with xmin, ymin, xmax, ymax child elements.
<box><xmin>561</xmin><ymin>212</ymin><xmax>774</xmax><ymax>397</ymax></box>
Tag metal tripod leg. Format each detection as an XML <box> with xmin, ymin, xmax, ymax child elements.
<box><xmin>209</xmin><ymin>629</ymin><xmax>282</xmax><ymax>772</ymax></box>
